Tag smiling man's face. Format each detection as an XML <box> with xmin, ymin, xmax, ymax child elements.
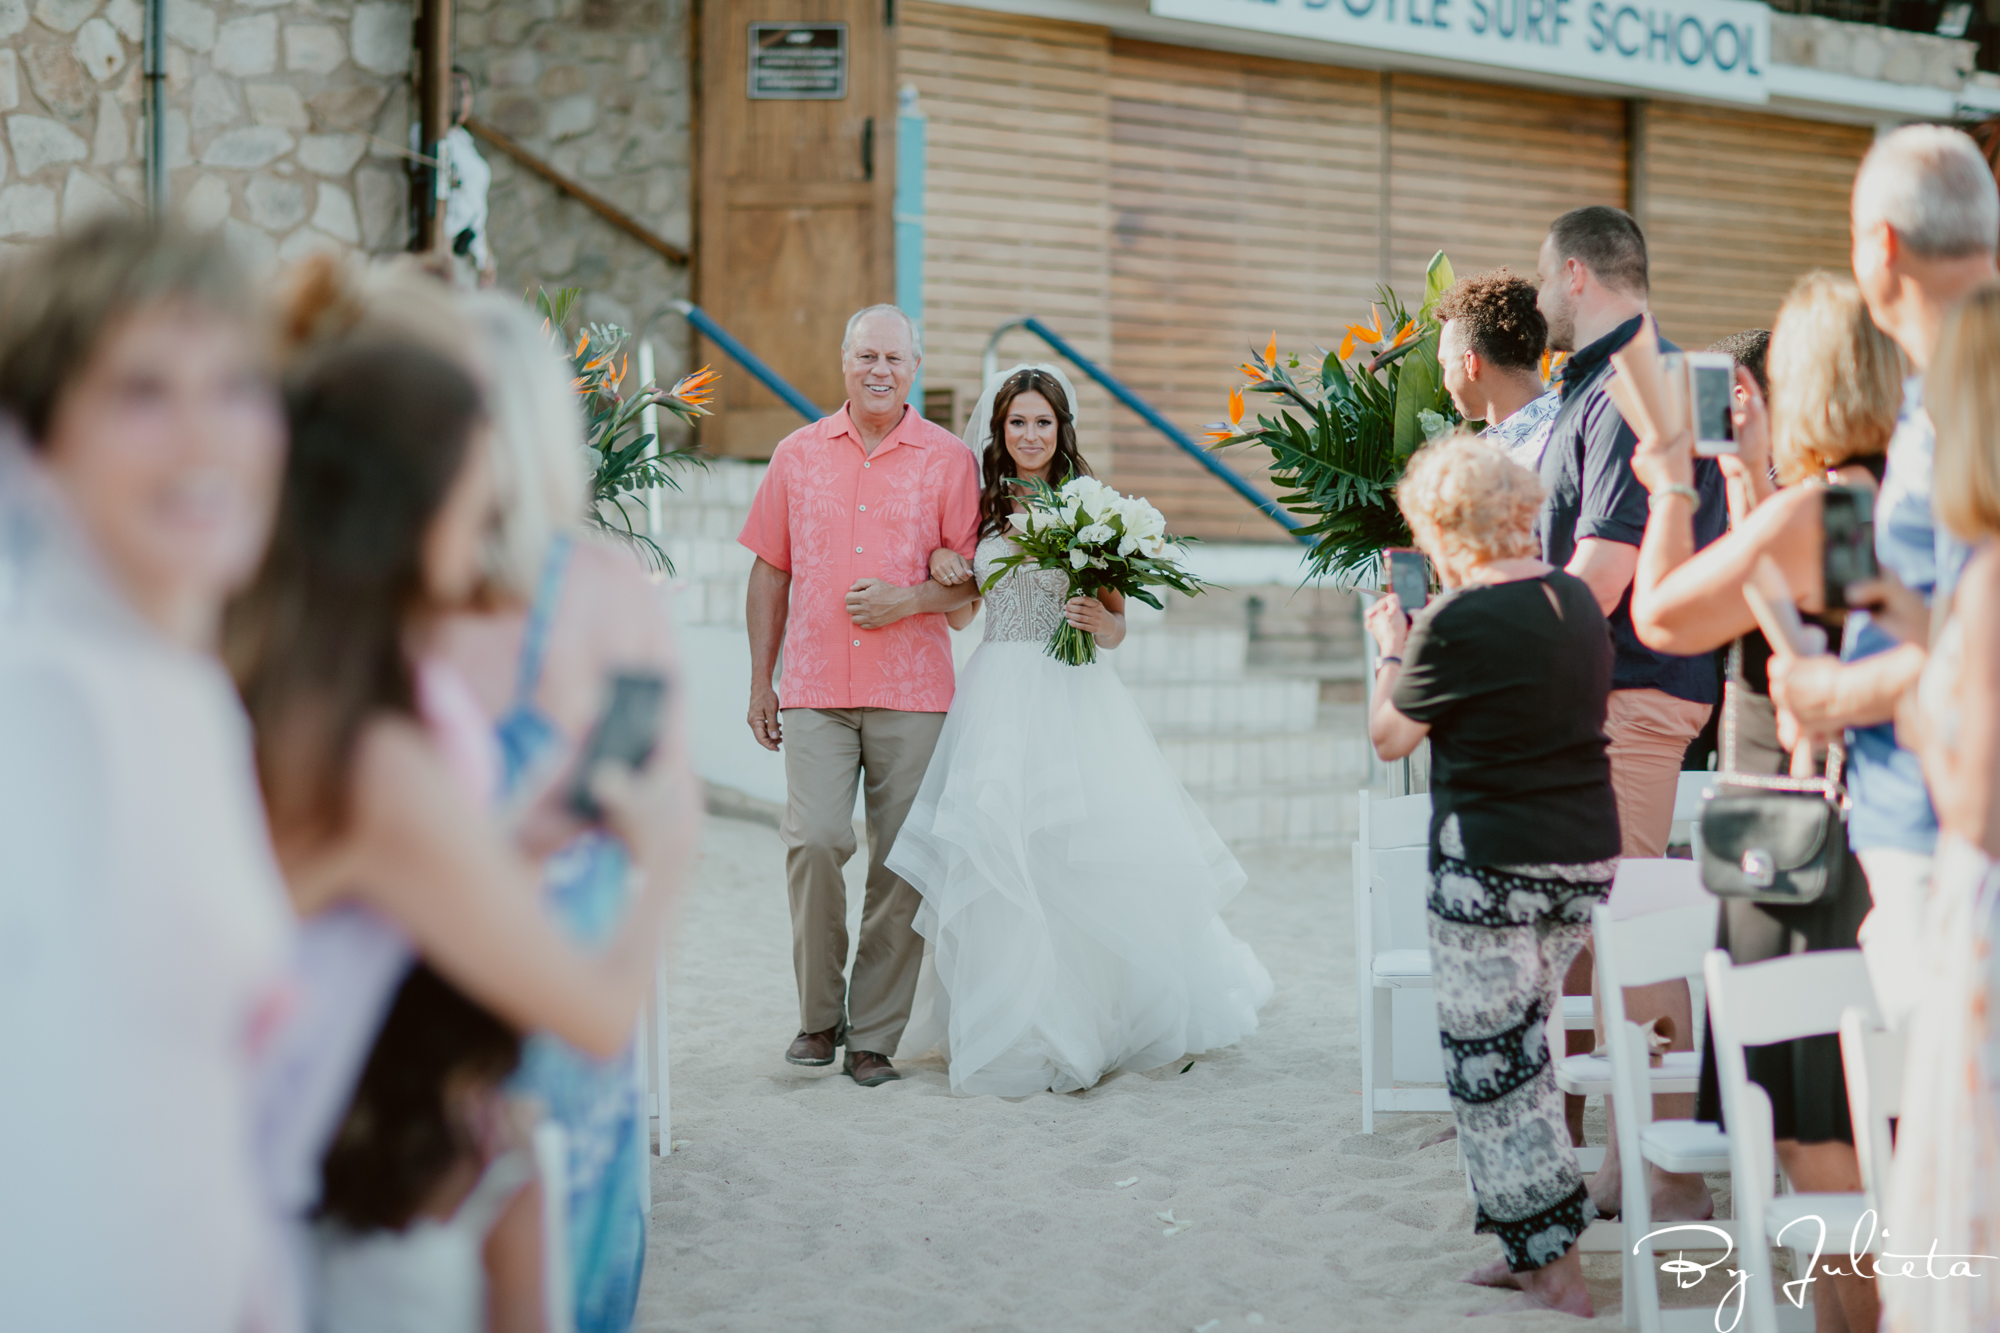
<box><xmin>841</xmin><ymin>311</ymin><xmax>918</xmax><ymax>430</ymax></box>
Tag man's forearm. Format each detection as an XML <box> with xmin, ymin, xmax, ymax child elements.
<box><xmin>746</xmin><ymin>566</ymin><xmax>789</xmax><ymax>690</ymax></box>
<box><xmin>1567</xmin><ymin>538</ymin><xmax>1641</xmax><ymax>617</ymax></box>
<box><xmin>904</xmin><ymin>576</ymin><xmax>979</xmax><ymax>617</ymax></box>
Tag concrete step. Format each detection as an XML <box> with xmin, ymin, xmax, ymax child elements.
<box><xmin>1155</xmin><ymin>722</ymin><xmax>1371</xmax><ymax>792</ymax></box>
<box><xmin>1125</xmin><ymin>675</ymin><xmax>1320</xmax><ymax>733</ymax></box>
<box><xmin>1109</xmin><ymin>626</ymin><xmax>1247</xmax><ymax>682</ymax></box>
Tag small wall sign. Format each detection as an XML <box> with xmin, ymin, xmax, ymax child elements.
<box><xmin>748</xmin><ymin>23</ymin><xmax>849</xmax><ymax>99</ymax></box>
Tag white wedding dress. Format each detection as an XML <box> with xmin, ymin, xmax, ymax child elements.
<box><xmin>886</xmin><ymin>533</ymin><xmax>1274</xmax><ymax>1096</ymax></box>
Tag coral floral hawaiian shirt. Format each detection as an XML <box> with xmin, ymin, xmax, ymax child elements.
<box><xmin>738</xmin><ymin>404</ymin><xmax>980</xmax><ymax>713</ymax></box>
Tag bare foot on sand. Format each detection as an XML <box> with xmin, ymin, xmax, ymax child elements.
<box><xmin>1467</xmin><ymin>1286</ymin><xmax>1595</xmax><ymax>1318</ymax></box>
<box><xmin>1422</xmin><ymin>1124</ymin><xmax>1459</xmax><ymax>1150</ymax></box>
<box><xmin>1589</xmin><ymin>1163</ymin><xmax>1713</xmax><ymax>1223</ymax></box>
<box><xmin>1459</xmin><ymin>1260</ymin><xmax>1522</xmax><ymax>1290</ymax></box>
<box><xmin>1650</xmin><ymin>1171</ymin><xmax>1715</xmax><ymax>1223</ymax></box>
<box><xmin>1465</xmin><ymin>1250</ymin><xmax>1593</xmax><ymax>1318</ymax></box>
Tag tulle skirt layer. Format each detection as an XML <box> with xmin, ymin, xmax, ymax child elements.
<box><xmin>886</xmin><ymin>640</ymin><xmax>1273</xmax><ymax>1096</ymax></box>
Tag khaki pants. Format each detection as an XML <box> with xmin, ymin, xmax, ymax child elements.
<box><xmin>1604</xmin><ymin>687</ymin><xmax>1714</xmax><ymax>858</ymax></box>
<box><xmin>780</xmin><ymin>707</ymin><xmax>946</xmax><ymax>1055</ymax></box>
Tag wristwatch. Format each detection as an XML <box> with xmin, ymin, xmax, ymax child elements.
<box><xmin>1648</xmin><ymin>484</ymin><xmax>1700</xmax><ymax>508</ymax></box>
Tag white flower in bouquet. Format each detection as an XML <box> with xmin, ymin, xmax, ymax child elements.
<box><xmin>1069</xmin><ymin>547</ymin><xmax>1090</xmax><ymax>571</ymax></box>
<box><xmin>1007</xmin><ymin>510</ymin><xmax>1033</xmax><ymax>533</ymax></box>
<box><xmin>1076</xmin><ymin>522</ymin><xmax>1116</xmax><ymax>546</ymax></box>
<box><xmin>1121</xmin><ymin>499</ymin><xmax>1167</xmax><ymax>539</ymax></box>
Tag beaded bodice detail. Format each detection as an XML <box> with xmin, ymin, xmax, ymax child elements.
<box><xmin>974</xmin><ymin>533</ymin><xmax>1069</xmax><ymax>644</ymax></box>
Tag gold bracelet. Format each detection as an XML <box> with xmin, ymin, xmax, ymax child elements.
<box><xmin>1648</xmin><ymin>484</ymin><xmax>1700</xmax><ymax>508</ymax></box>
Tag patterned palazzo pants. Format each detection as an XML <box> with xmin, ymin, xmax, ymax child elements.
<box><xmin>1428</xmin><ymin>816</ymin><xmax>1617</xmax><ymax>1272</ymax></box>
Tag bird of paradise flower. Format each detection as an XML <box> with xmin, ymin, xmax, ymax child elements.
<box><xmin>532</xmin><ymin>287</ymin><xmax>714</xmax><ymax>572</ymax></box>
<box><xmin>1200</xmin><ymin>251</ymin><xmax>1464</xmax><ymax>583</ymax></box>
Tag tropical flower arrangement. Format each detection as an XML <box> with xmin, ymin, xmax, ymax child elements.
<box><xmin>532</xmin><ymin>287</ymin><xmax>716</xmax><ymax>571</ymax></box>
<box><xmin>1202</xmin><ymin>251</ymin><xmax>1464</xmax><ymax>585</ymax></box>
<box><xmin>980</xmin><ymin>474</ymin><xmax>1209</xmax><ymax>666</ymax></box>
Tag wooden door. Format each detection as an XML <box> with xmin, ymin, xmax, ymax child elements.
<box><xmin>697</xmin><ymin>0</ymin><xmax>896</xmax><ymax>457</ymax></box>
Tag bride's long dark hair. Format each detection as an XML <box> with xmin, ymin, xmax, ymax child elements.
<box><xmin>977</xmin><ymin>369</ymin><xmax>1091</xmax><ymax>538</ymax></box>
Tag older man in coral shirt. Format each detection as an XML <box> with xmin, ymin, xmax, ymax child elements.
<box><xmin>738</xmin><ymin>304</ymin><xmax>981</xmax><ymax>1087</ymax></box>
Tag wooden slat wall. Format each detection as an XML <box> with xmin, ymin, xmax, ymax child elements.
<box><xmin>1642</xmin><ymin>103</ymin><xmax>1872</xmax><ymax>350</ymax></box>
<box><xmin>904</xmin><ymin>10</ymin><xmax>1868</xmax><ymax>537</ymax></box>
<box><xmin>1385</xmin><ymin>75</ymin><xmax>1626</xmax><ymax>293</ymax></box>
<box><xmin>897</xmin><ymin>4</ymin><xmax>1114</xmax><ymax>465</ymax></box>
<box><xmin>1108</xmin><ymin>41</ymin><xmax>1384</xmax><ymax>542</ymax></box>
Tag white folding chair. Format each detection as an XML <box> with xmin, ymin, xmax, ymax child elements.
<box><xmin>1354</xmin><ymin>788</ymin><xmax>1593</xmax><ymax>1132</ymax></box>
<box><xmin>1555</xmin><ymin>862</ymin><xmax>1708</xmax><ymax>1107</ymax></box>
<box><xmin>1838</xmin><ymin>1006</ymin><xmax>1904</xmax><ymax>1218</ymax></box>
<box><xmin>1595</xmin><ymin>888</ymin><xmax>1736</xmax><ymax>1326</ymax></box>
<box><xmin>532</xmin><ymin>1121</ymin><xmax>578</xmax><ymax>1333</ymax></box>
<box><xmin>1706</xmin><ymin>948</ymin><xmax>1879</xmax><ymax>1333</ymax></box>
<box><xmin>1353</xmin><ymin>789</ymin><xmax>1448</xmax><ymax>1130</ymax></box>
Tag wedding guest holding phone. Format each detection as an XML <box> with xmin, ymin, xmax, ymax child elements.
<box><xmin>230</xmin><ymin>279</ymin><xmax>698</xmax><ymax>1320</ymax></box>
<box><xmin>0</xmin><ymin>219</ymin><xmax>298</xmax><ymax>1333</ymax></box>
<box><xmin>1765</xmin><ymin>125</ymin><xmax>1999</xmax><ymax>1029</ymax></box>
<box><xmin>1879</xmin><ymin>281</ymin><xmax>2000</xmax><ymax>1333</ymax></box>
<box><xmin>1366</xmin><ymin>433</ymin><xmax>1618</xmax><ymax>1318</ymax></box>
<box><xmin>435</xmin><ymin>293</ymin><xmax>687</xmax><ymax>1333</ymax></box>
<box><xmin>1623</xmin><ymin>276</ymin><xmax>1898</xmax><ymax>1333</ymax></box>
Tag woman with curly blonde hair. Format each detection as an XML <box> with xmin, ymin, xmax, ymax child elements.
<box><xmin>1366</xmin><ymin>433</ymin><xmax>1619</xmax><ymax>1317</ymax></box>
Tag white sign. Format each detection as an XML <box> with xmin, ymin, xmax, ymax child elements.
<box><xmin>1150</xmin><ymin>0</ymin><xmax>1771</xmax><ymax>104</ymax></box>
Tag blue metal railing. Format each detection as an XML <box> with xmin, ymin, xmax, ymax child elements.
<box><xmin>984</xmin><ymin>316</ymin><xmax>1308</xmax><ymax>544</ymax></box>
<box><xmin>676</xmin><ymin>300</ymin><xmax>1306</xmax><ymax>545</ymax></box>
<box><xmin>673</xmin><ymin>301</ymin><xmax>823</xmax><ymax>422</ymax></box>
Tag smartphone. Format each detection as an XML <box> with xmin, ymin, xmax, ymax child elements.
<box><xmin>568</xmin><ymin>671</ymin><xmax>668</xmax><ymax>820</ymax></box>
<box><xmin>1821</xmin><ymin>486</ymin><xmax>1877</xmax><ymax>612</ymax></box>
<box><xmin>1686</xmin><ymin>352</ymin><xmax>1738</xmax><ymax>457</ymax></box>
<box><xmin>1386</xmin><ymin>548</ymin><xmax>1430</xmax><ymax>618</ymax></box>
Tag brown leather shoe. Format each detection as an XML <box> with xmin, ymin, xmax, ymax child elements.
<box><xmin>785</xmin><ymin>1026</ymin><xmax>840</xmax><ymax>1066</ymax></box>
<box><xmin>844</xmin><ymin>1050</ymin><xmax>900</xmax><ymax>1086</ymax></box>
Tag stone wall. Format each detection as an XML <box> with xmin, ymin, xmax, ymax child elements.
<box><xmin>1769</xmin><ymin>11</ymin><xmax>1978</xmax><ymax>90</ymax></box>
<box><xmin>455</xmin><ymin>0</ymin><xmax>697</xmax><ymax>415</ymax></box>
<box><xmin>0</xmin><ymin>0</ymin><xmax>700</xmax><ymax>405</ymax></box>
<box><xmin>0</xmin><ymin>0</ymin><xmax>412</xmax><ymax>260</ymax></box>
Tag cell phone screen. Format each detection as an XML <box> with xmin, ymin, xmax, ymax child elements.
<box><xmin>1388</xmin><ymin>549</ymin><xmax>1429</xmax><ymax>617</ymax></box>
<box><xmin>1821</xmin><ymin>486</ymin><xmax>1877</xmax><ymax>612</ymax></box>
<box><xmin>569</xmin><ymin>671</ymin><xmax>668</xmax><ymax>819</ymax></box>
<box><xmin>1692</xmin><ymin>363</ymin><xmax>1735</xmax><ymax>448</ymax></box>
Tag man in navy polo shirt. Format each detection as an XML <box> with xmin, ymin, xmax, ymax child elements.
<box><xmin>1534</xmin><ymin>206</ymin><xmax>1729</xmax><ymax>857</ymax></box>
<box><xmin>1532</xmin><ymin>206</ymin><xmax>1727</xmax><ymax>1226</ymax></box>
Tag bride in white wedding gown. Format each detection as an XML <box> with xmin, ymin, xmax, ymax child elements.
<box><xmin>886</xmin><ymin>363</ymin><xmax>1273</xmax><ymax>1097</ymax></box>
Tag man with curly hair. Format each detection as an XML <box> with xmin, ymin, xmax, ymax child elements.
<box><xmin>1435</xmin><ymin>269</ymin><xmax>1560</xmax><ymax>470</ymax></box>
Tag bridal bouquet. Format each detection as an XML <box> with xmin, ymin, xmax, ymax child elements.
<box><xmin>981</xmin><ymin>475</ymin><xmax>1208</xmax><ymax>666</ymax></box>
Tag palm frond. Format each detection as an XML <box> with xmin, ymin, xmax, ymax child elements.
<box><xmin>530</xmin><ymin>286</ymin><xmax>716</xmax><ymax>575</ymax></box>
<box><xmin>1207</xmin><ymin>254</ymin><xmax>1462</xmax><ymax>584</ymax></box>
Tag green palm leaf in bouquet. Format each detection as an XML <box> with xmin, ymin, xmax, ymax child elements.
<box><xmin>1203</xmin><ymin>252</ymin><xmax>1463</xmax><ymax>585</ymax></box>
<box><xmin>532</xmin><ymin>286</ymin><xmax>716</xmax><ymax>573</ymax></box>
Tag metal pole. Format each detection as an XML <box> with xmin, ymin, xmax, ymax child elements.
<box><xmin>143</xmin><ymin>0</ymin><xmax>164</xmax><ymax>216</ymax></box>
<box><xmin>414</xmin><ymin>0</ymin><xmax>453</xmax><ymax>253</ymax></box>
<box><xmin>894</xmin><ymin>84</ymin><xmax>926</xmax><ymax>410</ymax></box>
<box><xmin>639</xmin><ymin>338</ymin><xmax>662</xmax><ymax>541</ymax></box>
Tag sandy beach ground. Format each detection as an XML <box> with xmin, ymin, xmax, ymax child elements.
<box><xmin>635</xmin><ymin>815</ymin><xmax>1739</xmax><ymax>1332</ymax></box>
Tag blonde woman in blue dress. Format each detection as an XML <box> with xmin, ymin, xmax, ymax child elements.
<box><xmin>886</xmin><ymin>363</ymin><xmax>1272</xmax><ymax>1096</ymax></box>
